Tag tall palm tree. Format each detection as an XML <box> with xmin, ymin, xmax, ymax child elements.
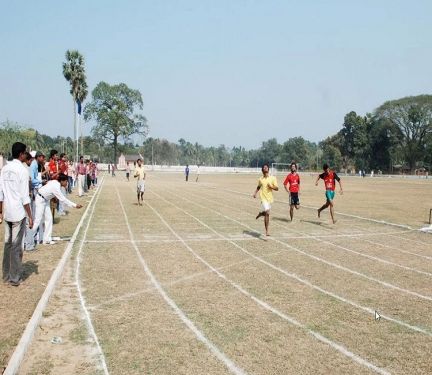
<box><xmin>62</xmin><ymin>50</ymin><xmax>87</xmax><ymax>161</ymax></box>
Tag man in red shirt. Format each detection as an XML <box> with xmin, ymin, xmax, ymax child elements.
<box><xmin>58</xmin><ymin>153</ymin><xmax>68</xmax><ymax>175</ymax></box>
<box><xmin>315</xmin><ymin>163</ymin><xmax>343</xmax><ymax>224</ymax></box>
<box><xmin>283</xmin><ymin>162</ymin><xmax>300</xmax><ymax>221</ymax></box>
<box><xmin>48</xmin><ymin>149</ymin><xmax>59</xmax><ymax>180</ymax></box>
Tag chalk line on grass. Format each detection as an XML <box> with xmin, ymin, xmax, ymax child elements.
<box><xmin>115</xmin><ymin>186</ymin><xmax>247</xmax><ymax>375</ymax></box>
<box><xmin>89</xmin><ymin>249</ymin><xmax>286</xmax><ymax>312</ymax></box>
<box><xmin>153</xmin><ymin>189</ymin><xmax>432</xmax><ymax>338</ymax></box>
<box><xmin>145</xmin><ymin>190</ymin><xmax>390</xmax><ymax>375</ymax></box>
<box><xmin>75</xmin><ymin>178</ymin><xmax>110</xmax><ymax>375</ymax></box>
<box><xmin>168</xmin><ymin>187</ymin><xmax>432</xmax><ymax>302</ymax></box>
<box><xmin>4</xmin><ymin>179</ymin><xmax>107</xmax><ymax>375</ymax></box>
<box><xmin>182</xmin><ymin>188</ymin><xmax>432</xmax><ymax>298</ymax></box>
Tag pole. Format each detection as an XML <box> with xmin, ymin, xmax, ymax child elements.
<box><xmin>73</xmin><ymin>98</ymin><xmax>78</xmax><ymax>163</ymax></box>
<box><xmin>80</xmin><ymin>112</ymin><xmax>84</xmax><ymax>158</ymax></box>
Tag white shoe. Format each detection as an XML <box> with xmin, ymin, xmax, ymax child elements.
<box><xmin>43</xmin><ymin>241</ymin><xmax>56</xmax><ymax>245</ymax></box>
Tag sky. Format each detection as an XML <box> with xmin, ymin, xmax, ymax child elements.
<box><xmin>1</xmin><ymin>0</ymin><xmax>431</xmax><ymax>149</ymax></box>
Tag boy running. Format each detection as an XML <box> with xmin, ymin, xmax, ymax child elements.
<box><xmin>134</xmin><ymin>158</ymin><xmax>146</xmax><ymax>206</ymax></box>
<box><xmin>283</xmin><ymin>162</ymin><xmax>300</xmax><ymax>221</ymax></box>
<box><xmin>253</xmin><ymin>163</ymin><xmax>278</xmax><ymax>236</ymax></box>
<box><xmin>315</xmin><ymin>163</ymin><xmax>343</xmax><ymax>224</ymax></box>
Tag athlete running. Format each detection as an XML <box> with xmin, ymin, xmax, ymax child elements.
<box><xmin>315</xmin><ymin>163</ymin><xmax>343</xmax><ymax>224</ymax></box>
<box><xmin>283</xmin><ymin>162</ymin><xmax>300</xmax><ymax>221</ymax></box>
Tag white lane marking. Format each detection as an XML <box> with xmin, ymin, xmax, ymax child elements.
<box><xmin>115</xmin><ymin>186</ymin><xmax>247</xmax><ymax>375</ymax></box>
<box><xmin>168</xmin><ymin>188</ymin><xmax>432</xmax><ymax>302</ymax></box>
<box><xmin>145</xmin><ymin>190</ymin><xmax>390</xmax><ymax>375</ymax></box>
<box><xmin>4</xmin><ymin>185</ymin><xmax>107</xmax><ymax>375</ymax></box>
<box><xmin>152</xmin><ymin>190</ymin><xmax>432</xmax><ymax>337</ymax></box>
<box><xmin>89</xmin><ymin>249</ymin><xmax>286</xmax><ymax>311</ymax></box>
<box><xmin>206</xmin><ymin>185</ymin><xmax>413</xmax><ymax>230</ymax></box>
<box><xmin>75</xmin><ymin>179</ymin><xmax>110</xmax><ymax>375</ymax></box>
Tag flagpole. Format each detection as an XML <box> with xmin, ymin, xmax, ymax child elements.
<box><xmin>80</xmin><ymin>113</ymin><xmax>83</xmax><ymax>157</ymax></box>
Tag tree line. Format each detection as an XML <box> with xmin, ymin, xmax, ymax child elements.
<box><xmin>2</xmin><ymin>94</ymin><xmax>432</xmax><ymax>173</ymax></box>
<box><xmin>2</xmin><ymin>49</ymin><xmax>432</xmax><ymax>173</ymax></box>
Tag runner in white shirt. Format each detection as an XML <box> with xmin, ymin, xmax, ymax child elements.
<box><xmin>0</xmin><ymin>142</ymin><xmax>33</xmax><ymax>286</ymax></box>
<box><xmin>27</xmin><ymin>174</ymin><xmax>82</xmax><ymax>246</ymax></box>
<box><xmin>133</xmin><ymin>158</ymin><xmax>146</xmax><ymax>206</ymax></box>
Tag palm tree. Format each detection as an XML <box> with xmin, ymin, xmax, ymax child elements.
<box><xmin>62</xmin><ymin>50</ymin><xmax>87</xmax><ymax>161</ymax></box>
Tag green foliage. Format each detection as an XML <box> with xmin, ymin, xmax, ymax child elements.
<box><xmin>62</xmin><ymin>50</ymin><xmax>87</xmax><ymax>101</ymax></box>
<box><xmin>280</xmin><ymin>137</ymin><xmax>317</xmax><ymax>169</ymax></box>
<box><xmin>319</xmin><ymin>136</ymin><xmax>343</xmax><ymax>170</ymax></box>
<box><xmin>0</xmin><ymin>120</ymin><xmax>75</xmax><ymax>159</ymax></box>
<box><xmin>84</xmin><ymin>81</ymin><xmax>148</xmax><ymax>163</ymax></box>
<box><xmin>374</xmin><ymin>95</ymin><xmax>432</xmax><ymax>170</ymax></box>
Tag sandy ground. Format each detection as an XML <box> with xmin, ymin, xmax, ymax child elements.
<box><xmin>2</xmin><ymin>172</ymin><xmax>432</xmax><ymax>374</ymax></box>
<box><xmin>0</xmin><ymin>186</ymin><xmax>95</xmax><ymax>373</ymax></box>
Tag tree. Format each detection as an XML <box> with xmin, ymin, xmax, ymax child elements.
<box><xmin>280</xmin><ymin>137</ymin><xmax>317</xmax><ymax>169</ymax></box>
<box><xmin>62</xmin><ymin>50</ymin><xmax>87</xmax><ymax>161</ymax></box>
<box><xmin>374</xmin><ymin>95</ymin><xmax>432</xmax><ymax>171</ymax></box>
<box><xmin>257</xmin><ymin>138</ymin><xmax>281</xmax><ymax>166</ymax></box>
<box><xmin>320</xmin><ymin>136</ymin><xmax>343</xmax><ymax>170</ymax></box>
<box><xmin>84</xmin><ymin>82</ymin><xmax>148</xmax><ymax>163</ymax></box>
<box><xmin>339</xmin><ymin>111</ymin><xmax>370</xmax><ymax>171</ymax></box>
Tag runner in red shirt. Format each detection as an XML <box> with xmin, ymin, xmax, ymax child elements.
<box><xmin>315</xmin><ymin>163</ymin><xmax>343</xmax><ymax>224</ymax></box>
<box><xmin>283</xmin><ymin>162</ymin><xmax>300</xmax><ymax>221</ymax></box>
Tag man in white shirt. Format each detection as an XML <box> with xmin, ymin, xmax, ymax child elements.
<box><xmin>0</xmin><ymin>142</ymin><xmax>33</xmax><ymax>286</ymax></box>
<box><xmin>133</xmin><ymin>158</ymin><xmax>146</xmax><ymax>206</ymax></box>
<box><xmin>27</xmin><ymin>174</ymin><xmax>82</xmax><ymax>247</ymax></box>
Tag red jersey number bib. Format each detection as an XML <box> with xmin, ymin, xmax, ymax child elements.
<box><xmin>283</xmin><ymin>173</ymin><xmax>300</xmax><ymax>193</ymax></box>
<box><xmin>324</xmin><ymin>171</ymin><xmax>336</xmax><ymax>191</ymax></box>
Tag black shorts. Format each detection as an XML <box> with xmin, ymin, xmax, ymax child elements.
<box><xmin>290</xmin><ymin>192</ymin><xmax>300</xmax><ymax>206</ymax></box>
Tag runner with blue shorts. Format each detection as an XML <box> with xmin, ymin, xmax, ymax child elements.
<box><xmin>315</xmin><ymin>163</ymin><xmax>343</xmax><ymax>224</ymax></box>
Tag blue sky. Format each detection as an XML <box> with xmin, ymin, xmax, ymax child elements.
<box><xmin>1</xmin><ymin>0</ymin><xmax>431</xmax><ymax>148</ymax></box>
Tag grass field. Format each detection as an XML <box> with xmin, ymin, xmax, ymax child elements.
<box><xmin>3</xmin><ymin>172</ymin><xmax>432</xmax><ymax>374</ymax></box>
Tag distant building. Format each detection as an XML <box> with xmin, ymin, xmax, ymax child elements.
<box><xmin>118</xmin><ymin>153</ymin><xmax>143</xmax><ymax>169</ymax></box>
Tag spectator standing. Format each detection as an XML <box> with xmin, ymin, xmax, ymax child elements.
<box><xmin>0</xmin><ymin>142</ymin><xmax>33</xmax><ymax>286</ymax></box>
<box><xmin>76</xmin><ymin>156</ymin><xmax>86</xmax><ymax>197</ymax></box>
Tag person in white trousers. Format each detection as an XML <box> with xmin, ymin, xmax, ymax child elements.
<box><xmin>26</xmin><ymin>174</ymin><xmax>82</xmax><ymax>247</ymax></box>
<box><xmin>76</xmin><ymin>156</ymin><xmax>87</xmax><ymax>197</ymax></box>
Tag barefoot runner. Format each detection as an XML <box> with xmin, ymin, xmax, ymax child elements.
<box><xmin>253</xmin><ymin>163</ymin><xmax>278</xmax><ymax>236</ymax></box>
<box><xmin>315</xmin><ymin>163</ymin><xmax>343</xmax><ymax>224</ymax></box>
<box><xmin>134</xmin><ymin>158</ymin><xmax>146</xmax><ymax>206</ymax></box>
<box><xmin>283</xmin><ymin>162</ymin><xmax>300</xmax><ymax>221</ymax></box>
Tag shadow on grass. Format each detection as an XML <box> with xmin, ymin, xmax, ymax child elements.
<box><xmin>273</xmin><ymin>217</ymin><xmax>291</xmax><ymax>223</ymax></box>
<box><xmin>22</xmin><ymin>260</ymin><xmax>39</xmax><ymax>281</ymax></box>
<box><xmin>300</xmin><ymin>219</ymin><xmax>323</xmax><ymax>226</ymax></box>
<box><xmin>242</xmin><ymin>230</ymin><xmax>265</xmax><ymax>240</ymax></box>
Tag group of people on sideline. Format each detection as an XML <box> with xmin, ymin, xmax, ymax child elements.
<box><xmin>0</xmin><ymin>142</ymin><xmax>98</xmax><ymax>287</ymax></box>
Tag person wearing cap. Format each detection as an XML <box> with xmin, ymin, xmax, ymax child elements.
<box><xmin>26</xmin><ymin>174</ymin><xmax>82</xmax><ymax>247</ymax></box>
